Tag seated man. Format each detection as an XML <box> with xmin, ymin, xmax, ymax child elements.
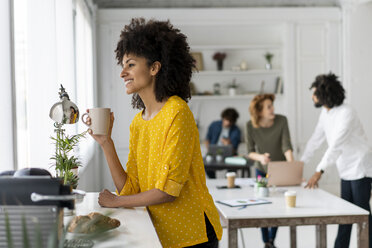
<box><xmin>205</xmin><ymin>108</ymin><xmax>241</xmax><ymax>178</ymax></box>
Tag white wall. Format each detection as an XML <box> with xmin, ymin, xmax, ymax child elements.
<box><xmin>348</xmin><ymin>2</ymin><xmax>372</xmax><ymax>144</ymax></box>
<box><xmin>95</xmin><ymin>8</ymin><xmax>342</xmax><ymax>191</ymax></box>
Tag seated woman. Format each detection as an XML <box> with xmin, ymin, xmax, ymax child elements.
<box><xmin>245</xmin><ymin>94</ymin><xmax>294</xmax><ymax>248</ymax></box>
<box><xmin>86</xmin><ymin>18</ymin><xmax>222</xmax><ymax>248</ymax></box>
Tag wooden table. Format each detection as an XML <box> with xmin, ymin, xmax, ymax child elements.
<box><xmin>204</xmin><ymin>159</ymin><xmax>252</xmax><ymax>178</ymax></box>
<box><xmin>65</xmin><ymin>193</ymin><xmax>161</xmax><ymax>248</ymax></box>
<box><xmin>207</xmin><ymin>179</ymin><xmax>369</xmax><ymax>248</ymax></box>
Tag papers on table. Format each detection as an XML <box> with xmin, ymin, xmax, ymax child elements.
<box><xmin>216</xmin><ymin>198</ymin><xmax>271</xmax><ymax>207</ymax></box>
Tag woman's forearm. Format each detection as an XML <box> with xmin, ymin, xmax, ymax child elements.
<box><xmin>247</xmin><ymin>152</ymin><xmax>262</xmax><ymax>161</ymax></box>
<box><xmin>284</xmin><ymin>149</ymin><xmax>294</xmax><ymax>162</ymax></box>
<box><xmin>101</xmin><ymin>139</ymin><xmax>127</xmax><ymax>192</ymax></box>
<box><xmin>116</xmin><ymin>189</ymin><xmax>175</xmax><ymax>208</ymax></box>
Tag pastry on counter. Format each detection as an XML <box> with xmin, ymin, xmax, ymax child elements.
<box><xmin>68</xmin><ymin>212</ymin><xmax>120</xmax><ymax>234</ymax></box>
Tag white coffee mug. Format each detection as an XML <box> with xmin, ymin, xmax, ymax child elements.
<box><xmin>82</xmin><ymin>108</ymin><xmax>111</xmax><ymax>135</ymax></box>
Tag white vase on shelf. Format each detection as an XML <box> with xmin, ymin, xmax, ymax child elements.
<box><xmin>228</xmin><ymin>88</ymin><xmax>236</xmax><ymax>96</ymax></box>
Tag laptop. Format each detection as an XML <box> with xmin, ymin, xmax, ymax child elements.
<box><xmin>267</xmin><ymin>161</ymin><xmax>304</xmax><ymax>186</ymax></box>
<box><xmin>208</xmin><ymin>144</ymin><xmax>233</xmax><ymax>157</ymax></box>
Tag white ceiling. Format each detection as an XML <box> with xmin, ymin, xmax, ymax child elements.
<box><xmin>92</xmin><ymin>0</ymin><xmax>341</xmax><ymax>8</ymax></box>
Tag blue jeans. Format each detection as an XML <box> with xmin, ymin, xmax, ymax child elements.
<box><xmin>256</xmin><ymin>169</ymin><xmax>278</xmax><ymax>243</ymax></box>
<box><xmin>334</xmin><ymin>177</ymin><xmax>372</xmax><ymax>248</ymax></box>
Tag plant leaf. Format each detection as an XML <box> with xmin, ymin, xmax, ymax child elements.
<box><xmin>34</xmin><ymin>222</ymin><xmax>43</xmax><ymax>248</ymax></box>
<box><xmin>22</xmin><ymin>214</ymin><xmax>30</xmax><ymax>248</ymax></box>
<box><xmin>5</xmin><ymin>211</ymin><xmax>14</xmax><ymax>248</ymax></box>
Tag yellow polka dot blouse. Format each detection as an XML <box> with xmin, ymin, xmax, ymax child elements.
<box><xmin>118</xmin><ymin>96</ymin><xmax>222</xmax><ymax>248</ymax></box>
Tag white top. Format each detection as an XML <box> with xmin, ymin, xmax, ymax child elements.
<box><xmin>218</xmin><ymin>127</ymin><xmax>230</xmax><ymax>145</ymax></box>
<box><xmin>207</xmin><ymin>179</ymin><xmax>368</xmax><ymax>219</ymax></box>
<box><xmin>301</xmin><ymin>104</ymin><xmax>372</xmax><ymax>180</ymax></box>
<box><xmin>65</xmin><ymin>193</ymin><xmax>162</xmax><ymax>248</ymax></box>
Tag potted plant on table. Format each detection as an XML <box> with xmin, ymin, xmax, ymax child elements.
<box><xmin>255</xmin><ymin>175</ymin><xmax>269</xmax><ymax>197</ymax></box>
<box><xmin>216</xmin><ymin>148</ymin><xmax>224</xmax><ymax>163</ymax></box>
<box><xmin>50</xmin><ymin>131</ymin><xmax>87</xmax><ymax>189</ymax></box>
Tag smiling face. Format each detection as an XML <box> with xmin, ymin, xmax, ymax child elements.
<box><xmin>259</xmin><ymin>99</ymin><xmax>275</xmax><ymax>120</ymax></box>
<box><xmin>119</xmin><ymin>54</ymin><xmax>160</xmax><ymax>95</ymax></box>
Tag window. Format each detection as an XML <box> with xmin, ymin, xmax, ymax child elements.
<box><xmin>13</xmin><ymin>0</ymin><xmax>29</xmax><ymax>170</ymax></box>
<box><xmin>8</xmin><ymin>0</ymin><xmax>95</xmax><ymax>172</ymax></box>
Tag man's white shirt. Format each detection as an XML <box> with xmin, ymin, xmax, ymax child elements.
<box><xmin>301</xmin><ymin>104</ymin><xmax>372</xmax><ymax>180</ymax></box>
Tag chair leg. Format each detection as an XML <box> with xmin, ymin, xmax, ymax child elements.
<box><xmin>239</xmin><ymin>228</ymin><xmax>246</xmax><ymax>248</ymax></box>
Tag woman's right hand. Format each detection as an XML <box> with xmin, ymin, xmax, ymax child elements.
<box><xmin>85</xmin><ymin>109</ymin><xmax>115</xmax><ymax>147</ymax></box>
<box><xmin>259</xmin><ymin>153</ymin><xmax>271</xmax><ymax>165</ymax></box>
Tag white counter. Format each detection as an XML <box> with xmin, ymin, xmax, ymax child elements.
<box><xmin>65</xmin><ymin>193</ymin><xmax>162</xmax><ymax>248</ymax></box>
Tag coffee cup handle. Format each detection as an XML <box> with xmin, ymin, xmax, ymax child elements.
<box><xmin>81</xmin><ymin>113</ymin><xmax>89</xmax><ymax>126</ymax></box>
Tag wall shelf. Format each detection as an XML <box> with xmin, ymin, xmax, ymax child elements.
<box><xmin>193</xmin><ymin>69</ymin><xmax>282</xmax><ymax>76</ymax></box>
<box><xmin>191</xmin><ymin>44</ymin><xmax>282</xmax><ymax>51</ymax></box>
<box><xmin>191</xmin><ymin>94</ymin><xmax>283</xmax><ymax>100</ymax></box>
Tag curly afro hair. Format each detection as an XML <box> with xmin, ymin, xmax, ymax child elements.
<box><xmin>310</xmin><ymin>73</ymin><xmax>345</xmax><ymax>108</ymax></box>
<box><xmin>115</xmin><ymin>18</ymin><xmax>195</xmax><ymax>109</ymax></box>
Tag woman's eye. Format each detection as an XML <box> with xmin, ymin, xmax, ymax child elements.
<box><xmin>128</xmin><ymin>63</ymin><xmax>135</xmax><ymax>67</ymax></box>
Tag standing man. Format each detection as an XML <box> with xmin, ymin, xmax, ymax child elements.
<box><xmin>301</xmin><ymin>73</ymin><xmax>372</xmax><ymax>248</ymax></box>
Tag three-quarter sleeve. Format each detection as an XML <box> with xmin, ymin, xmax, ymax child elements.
<box><xmin>281</xmin><ymin>116</ymin><xmax>293</xmax><ymax>154</ymax></box>
<box><xmin>117</xmin><ymin>123</ymin><xmax>140</xmax><ymax>196</ymax></box>
<box><xmin>155</xmin><ymin>109</ymin><xmax>195</xmax><ymax>197</ymax></box>
<box><xmin>245</xmin><ymin>122</ymin><xmax>256</xmax><ymax>154</ymax></box>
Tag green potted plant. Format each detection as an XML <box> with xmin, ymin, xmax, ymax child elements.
<box><xmin>50</xmin><ymin>131</ymin><xmax>87</xmax><ymax>189</ymax></box>
<box><xmin>264</xmin><ymin>52</ymin><xmax>274</xmax><ymax>70</ymax></box>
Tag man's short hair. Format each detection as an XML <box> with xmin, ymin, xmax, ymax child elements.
<box><xmin>221</xmin><ymin>108</ymin><xmax>239</xmax><ymax>125</ymax></box>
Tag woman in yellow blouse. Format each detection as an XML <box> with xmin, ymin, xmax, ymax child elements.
<box><xmin>85</xmin><ymin>18</ymin><xmax>222</xmax><ymax>248</ymax></box>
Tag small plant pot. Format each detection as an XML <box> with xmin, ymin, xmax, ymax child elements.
<box><xmin>265</xmin><ymin>63</ymin><xmax>272</xmax><ymax>70</ymax></box>
<box><xmin>258</xmin><ymin>187</ymin><xmax>269</xmax><ymax>197</ymax></box>
<box><xmin>229</xmin><ymin>88</ymin><xmax>236</xmax><ymax>96</ymax></box>
<box><xmin>216</xmin><ymin>155</ymin><xmax>224</xmax><ymax>163</ymax></box>
<box><xmin>206</xmin><ymin>155</ymin><xmax>213</xmax><ymax>163</ymax></box>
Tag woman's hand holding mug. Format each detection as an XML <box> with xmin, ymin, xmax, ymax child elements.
<box><xmin>82</xmin><ymin>108</ymin><xmax>114</xmax><ymax>147</ymax></box>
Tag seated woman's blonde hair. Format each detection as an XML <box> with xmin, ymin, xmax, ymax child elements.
<box><xmin>249</xmin><ymin>94</ymin><xmax>275</xmax><ymax>128</ymax></box>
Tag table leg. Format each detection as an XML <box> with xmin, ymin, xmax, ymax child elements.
<box><xmin>228</xmin><ymin>225</ymin><xmax>238</xmax><ymax>248</ymax></box>
<box><xmin>357</xmin><ymin>218</ymin><xmax>369</xmax><ymax>248</ymax></box>
<box><xmin>316</xmin><ymin>224</ymin><xmax>327</xmax><ymax>248</ymax></box>
<box><xmin>290</xmin><ymin>226</ymin><xmax>297</xmax><ymax>248</ymax></box>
